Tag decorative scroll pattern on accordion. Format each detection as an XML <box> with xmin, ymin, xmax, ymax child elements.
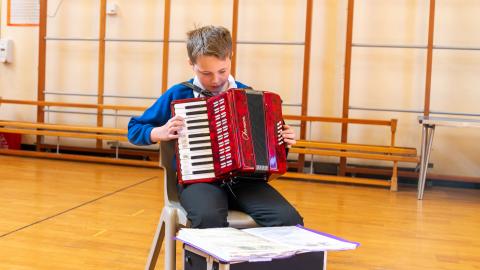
<box><xmin>172</xmin><ymin>88</ymin><xmax>287</xmax><ymax>184</ymax></box>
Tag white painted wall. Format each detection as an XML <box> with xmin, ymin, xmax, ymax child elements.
<box><xmin>0</xmin><ymin>0</ymin><xmax>479</xmax><ymax>177</ymax></box>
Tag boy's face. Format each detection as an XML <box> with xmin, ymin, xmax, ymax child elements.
<box><xmin>190</xmin><ymin>55</ymin><xmax>231</xmax><ymax>94</ymax></box>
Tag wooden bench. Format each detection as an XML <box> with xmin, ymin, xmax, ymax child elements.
<box><xmin>283</xmin><ymin>115</ymin><xmax>419</xmax><ymax>191</ymax></box>
<box><xmin>0</xmin><ymin>120</ymin><xmax>159</xmax><ymax>167</ymax></box>
<box><xmin>0</xmin><ymin>98</ymin><xmax>158</xmax><ymax>167</ymax></box>
<box><xmin>1</xmin><ymin>99</ymin><xmax>418</xmax><ymax>190</ymax></box>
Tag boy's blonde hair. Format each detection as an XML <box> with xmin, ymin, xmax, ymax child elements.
<box><xmin>186</xmin><ymin>25</ymin><xmax>233</xmax><ymax>64</ymax></box>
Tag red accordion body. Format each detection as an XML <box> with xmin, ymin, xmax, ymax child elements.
<box><xmin>172</xmin><ymin>88</ymin><xmax>287</xmax><ymax>184</ymax></box>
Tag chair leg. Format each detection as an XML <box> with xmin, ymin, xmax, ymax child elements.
<box><xmin>164</xmin><ymin>207</ymin><xmax>178</xmax><ymax>270</ymax></box>
<box><xmin>145</xmin><ymin>209</ymin><xmax>167</xmax><ymax>270</ymax></box>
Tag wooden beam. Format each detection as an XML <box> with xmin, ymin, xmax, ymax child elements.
<box><xmin>424</xmin><ymin>0</ymin><xmax>436</xmax><ymax>116</ymax></box>
<box><xmin>0</xmin><ymin>128</ymin><xmax>128</xmax><ymax>142</ymax></box>
<box><xmin>40</xmin><ymin>144</ymin><xmax>159</xmax><ymax>160</ymax></box>
<box><xmin>0</xmin><ymin>99</ymin><xmax>147</xmax><ymax>111</ymax></box>
<box><xmin>231</xmin><ymin>0</ymin><xmax>239</xmax><ymax>77</ymax></box>
<box><xmin>0</xmin><ymin>121</ymin><xmax>127</xmax><ymax>135</ymax></box>
<box><xmin>97</xmin><ymin>0</ymin><xmax>107</xmax><ymax>148</ymax></box>
<box><xmin>36</xmin><ymin>0</ymin><xmax>48</xmax><ymax>149</ymax></box>
<box><xmin>282</xmin><ymin>172</ymin><xmax>391</xmax><ymax>187</ymax></box>
<box><xmin>340</xmin><ymin>0</ymin><xmax>355</xmax><ymax>175</ymax></box>
<box><xmin>289</xmin><ymin>148</ymin><xmax>419</xmax><ymax>163</ymax></box>
<box><xmin>297</xmin><ymin>0</ymin><xmax>313</xmax><ymax>172</ymax></box>
<box><xmin>294</xmin><ymin>140</ymin><xmax>417</xmax><ymax>155</ymax></box>
<box><xmin>1</xmin><ymin>100</ymin><xmax>400</xmax><ymax>128</ymax></box>
<box><xmin>284</xmin><ymin>114</ymin><xmax>394</xmax><ymax>126</ymax></box>
<box><xmin>0</xmin><ymin>148</ymin><xmax>158</xmax><ymax>168</ymax></box>
<box><xmin>341</xmin><ymin>0</ymin><xmax>355</xmax><ymax>121</ymax></box>
<box><xmin>390</xmin><ymin>119</ymin><xmax>398</xmax><ymax>146</ymax></box>
<box><xmin>161</xmin><ymin>0</ymin><xmax>171</xmax><ymax>93</ymax></box>
<box><xmin>346</xmin><ymin>166</ymin><xmax>480</xmax><ymax>184</ymax></box>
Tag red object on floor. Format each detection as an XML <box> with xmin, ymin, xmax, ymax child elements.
<box><xmin>0</xmin><ymin>133</ymin><xmax>21</xmax><ymax>149</ymax></box>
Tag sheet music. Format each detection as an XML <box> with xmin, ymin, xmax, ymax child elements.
<box><xmin>177</xmin><ymin>227</ymin><xmax>296</xmax><ymax>263</ymax></box>
<box><xmin>176</xmin><ymin>225</ymin><xmax>359</xmax><ymax>263</ymax></box>
<box><xmin>244</xmin><ymin>225</ymin><xmax>360</xmax><ymax>252</ymax></box>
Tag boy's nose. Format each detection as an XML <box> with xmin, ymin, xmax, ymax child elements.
<box><xmin>212</xmin><ymin>74</ymin><xmax>220</xmax><ymax>84</ymax></box>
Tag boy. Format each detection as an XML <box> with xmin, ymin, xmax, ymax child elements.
<box><xmin>128</xmin><ymin>25</ymin><xmax>303</xmax><ymax>228</ymax></box>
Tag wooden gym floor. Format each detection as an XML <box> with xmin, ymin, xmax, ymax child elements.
<box><xmin>0</xmin><ymin>155</ymin><xmax>479</xmax><ymax>270</ymax></box>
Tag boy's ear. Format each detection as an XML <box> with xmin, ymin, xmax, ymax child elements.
<box><xmin>188</xmin><ymin>58</ymin><xmax>193</xmax><ymax>66</ymax></box>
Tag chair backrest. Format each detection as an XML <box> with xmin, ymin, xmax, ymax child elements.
<box><xmin>159</xmin><ymin>140</ymin><xmax>181</xmax><ymax>206</ymax></box>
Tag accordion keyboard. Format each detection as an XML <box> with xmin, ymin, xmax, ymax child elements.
<box><xmin>174</xmin><ymin>100</ymin><xmax>216</xmax><ymax>181</ymax></box>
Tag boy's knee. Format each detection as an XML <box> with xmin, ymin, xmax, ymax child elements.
<box><xmin>277</xmin><ymin>207</ymin><xmax>304</xmax><ymax>226</ymax></box>
<box><xmin>190</xmin><ymin>211</ymin><xmax>228</xmax><ymax>229</ymax></box>
<box><xmin>255</xmin><ymin>206</ymin><xmax>303</xmax><ymax>227</ymax></box>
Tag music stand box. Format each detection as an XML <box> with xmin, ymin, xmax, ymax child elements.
<box><xmin>183</xmin><ymin>244</ymin><xmax>326</xmax><ymax>270</ymax></box>
<box><xmin>176</xmin><ymin>226</ymin><xmax>359</xmax><ymax>270</ymax></box>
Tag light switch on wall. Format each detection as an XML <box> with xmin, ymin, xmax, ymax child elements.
<box><xmin>106</xmin><ymin>3</ymin><xmax>118</xmax><ymax>15</ymax></box>
<box><xmin>0</xmin><ymin>39</ymin><xmax>13</xmax><ymax>63</ymax></box>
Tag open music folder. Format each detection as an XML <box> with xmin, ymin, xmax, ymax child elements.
<box><xmin>176</xmin><ymin>225</ymin><xmax>359</xmax><ymax>263</ymax></box>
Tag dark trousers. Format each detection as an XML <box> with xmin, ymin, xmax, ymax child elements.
<box><xmin>179</xmin><ymin>180</ymin><xmax>304</xmax><ymax>228</ymax></box>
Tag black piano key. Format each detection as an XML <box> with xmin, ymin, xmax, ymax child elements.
<box><xmin>190</xmin><ymin>139</ymin><xmax>211</xmax><ymax>145</ymax></box>
<box><xmin>186</xmin><ymin>110</ymin><xmax>208</xmax><ymax>116</ymax></box>
<box><xmin>193</xmin><ymin>169</ymin><xmax>215</xmax><ymax>174</ymax></box>
<box><xmin>186</xmin><ymin>118</ymin><xmax>208</xmax><ymax>124</ymax></box>
<box><xmin>190</xmin><ymin>146</ymin><xmax>212</xmax><ymax>151</ymax></box>
<box><xmin>191</xmin><ymin>154</ymin><xmax>213</xmax><ymax>160</ymax></box>
<box><xmin>189</xmin><ymin>133</ymin><xmax>210</xmax><ymax>139</ymax></box>
<box><xmin>185</xmin><ymin>104</ymin><xmax>206</xmax><ymax>110</ymax></box>
<box><xmin>192</xmin><ymin>160</ymin><xmax>213</xmax><ymax>166</ymax></box>
<box><xmin>187</xmin><ymin>125</ymin><xmax>209</xmax><ymax>130</ymax></box>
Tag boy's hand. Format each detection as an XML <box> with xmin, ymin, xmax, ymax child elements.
<box><xmin>282</xmin><ymin>124</ymin><xmax>296</xmax><ymax>148</ymax></box>
<box><xmin>150</xmin><ymin>115</ymin><xmax>185</xmax><ymax>142</ymax></box>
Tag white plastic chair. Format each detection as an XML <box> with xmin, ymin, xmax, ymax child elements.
<box><xmin>145</xmin><ymin>140</ymin><xmax>258</xmax><ymax>270</ymax></box>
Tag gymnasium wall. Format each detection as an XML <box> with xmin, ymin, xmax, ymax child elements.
<box><xmin>0</xmin><ymin>0</ymin><xmax>479</xmax><ymax>178</ymax></box>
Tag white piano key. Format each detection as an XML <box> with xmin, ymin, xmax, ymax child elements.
<box><xmin>180</xmin><ymin>166</ymin><xmax>214</xmax><ymax>175</ymax></box>
<box><xmin>181</xmin><ymin>166</ymin><xmax>214</xmax><ymax>173</ymax></box>
<box><xmin>178</xmin><ymin>143</ymin><xmax>212</xmax><ymax>151</ymax></box>
<box><xmin>179</xmin><ymin>150</ymin><xmax>213</xmax><ymax>160</ymax></box>
<box><xmin>181</xmin><ymin>165</ymin><xmax>215</xmax><ymax>175</ymax></box>
<box><xmin>179</xmin><ymin>148</ymin><xmax>212</xmax><ymax>156</ymax></box>
<box><xmin>182</xmin><ymin>163</ymin><xmax>214</xmax><ymax>170</ymax></box>
<box><xmin>182</xmin><ymin>125</ymin><xmax>210</xmax><ymax>131</ymax></box>
<box><xmin>175</xmin><ymin>107</ymin><xmax>208</xmax><ymax>114</ymax></box>
<box><xmin>181</xmin><ymin>157</ymin><xmax>213</xmax><ymax>166</ymax></box>
<box><xmin>178</xmin><ymin>142</ymin><xmax>212</xmax><ymax>150</ymax></box>
<box><xmin>176</xmin><ymin>114</ymin><xmax>208</xmax><ymax>121</ymax></box>
<box><xmin>178</xmin><ymin>139</ymin><xmax>211</xmax><ymax>150</ymax></box>
<box><xmin>175</xmin><ymin>102</ymin><xmax>206</xmax><ymax>108</ymax></box>
<box><xmin>182</xmin><ymin>116</ymin><xmax>207</xmax><ymax>123</ymax></box>
<box><xmin>189</xmin><ymin>157</ymin><xmax>214</xmax><ymax>163</ymax></box>
<box><xmin>174</xmin><ymin>101</ymin><xmax>206</xmax><ymax>109</ymax></box>
<box><xmin>181</xmin><ymin>127</ymin><xmax>210</xmax><ymax>135</ymax></box>
<box><xmin>187</xmin><ymin>136</ymin><xmax>210</xmax><ymax>142</ymax></box>
<box><xmin>182</xmin><ymin>173</ymin><xmax>216</xmax><ymax>181</ymax></box>
<box><xmin>186</xmin><ymin>121</ymin><xmax>209</xmax><ymax>128</ymax></box>
<box><xmin>178</xmin><ymin>137</ymin><xmax>211</xmax><ymax>148</ymax></box>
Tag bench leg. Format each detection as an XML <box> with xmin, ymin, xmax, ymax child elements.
<box><xmin>390</xmin><ymin>161</ymin><xmax>398</xmax><ymax>191</ymax></box>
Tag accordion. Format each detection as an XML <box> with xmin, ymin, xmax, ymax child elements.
<box><xmin>172</xmin><ymin>88</ymin><xmax>287</xmax><ymax>184</ymax></box>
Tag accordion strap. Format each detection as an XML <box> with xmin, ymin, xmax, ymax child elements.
<box><xmin>181</xmin><ymin>81</ymin><xmax>214</xmax><ymax>97</ymax></box>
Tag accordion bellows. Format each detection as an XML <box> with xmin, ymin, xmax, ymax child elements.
<box><xmin>172</xmin><ymin>88</ymin><xmax>287</xmax><ymax>184</ymax></box>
